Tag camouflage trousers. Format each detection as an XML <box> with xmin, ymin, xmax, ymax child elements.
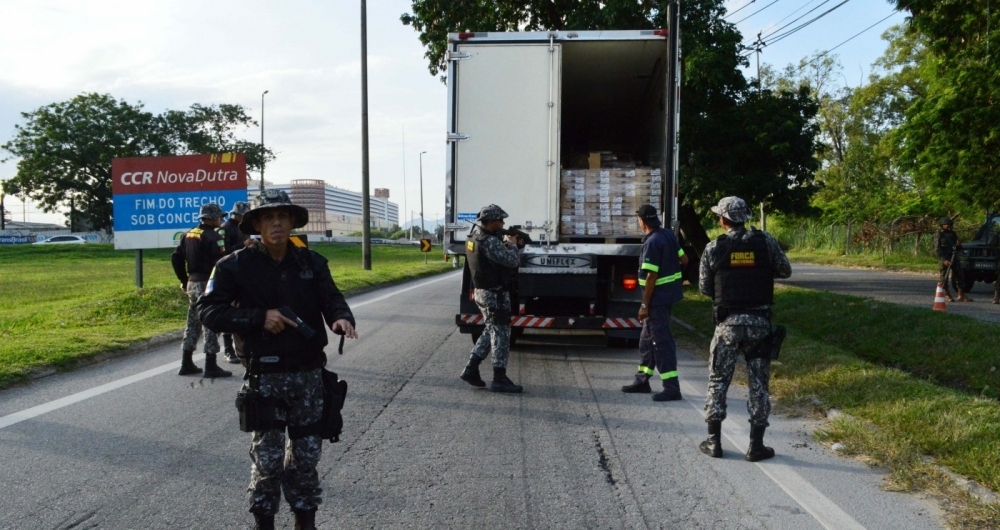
<box><xmin>248</xmin><ymin>369</ymin><xmax>324</xmax><ymax>515</ymax></box>
<box><xmin>182</xmin><ymin>281</ymin><xmax>219</xmax><ymax>355</ymax></box>
<box><xmin>470</xmin><ymin>289</ymin><xmax>512</xmax><ymax>368</ymax></box>
<box><xmin>939</xmin><ymin>260</ymin><xmax>964</xmax><ymax>292</ymax></box>
<box><xmin>705</xmin><ymin>321</ymin><xmax>772</xmax><ymax>427</ymax></box>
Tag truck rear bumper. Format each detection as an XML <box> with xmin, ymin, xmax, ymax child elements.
<box><xmin>456</xmin><ymin>314</ymin><xmax>642</xmax><ymax>330</ymax></box>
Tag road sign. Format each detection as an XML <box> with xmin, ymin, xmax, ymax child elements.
<box><xmin>112</xmin><ymin>154</ymin><xmax>248</xmax><ymax>249</ymax></box>
<box><xmin>420</xmin><ymin>239</ymin><xmax>432</xmax><ymax>252</ymax></box>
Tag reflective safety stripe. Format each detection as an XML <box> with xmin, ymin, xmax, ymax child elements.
<box><xmin>638</xmin><ymin>366</ymin><xmax>655</xmax><ymax>376</ymax></box>
<box><xmin>660</xmin><ymin>370</ymin><xmax>678</xmax><ymax>380</ymax></box>
<box><xmin>678</xmin><ymin>248</ymin><xmax>685</xmax><ymax>257</ymax></box>
<box><xmin>638</xmin><ymin>272</ymin><xmax>682</xmax><ymax>287</ymax></box>
<box><xmin>641</xmin><ymin>262</ymin><xmax>659</xmax><ymax>272</ymax></box>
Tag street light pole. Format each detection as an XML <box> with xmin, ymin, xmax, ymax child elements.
<box><xmin>360</xmin><ymin>0</ymin><xmax>372</xmax><ymax>270</ymax></box>
<box><xmin>419</xmin><ymin>151</ymin><xmax>427</xmax><ymax>263</ymax></box>
<box><xmin>260</xmin><ymin>90</ymin><xmax>269</xmax><ymax>196</ymax></box>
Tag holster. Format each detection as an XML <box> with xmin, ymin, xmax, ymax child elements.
<box><xmin>287</xmin><ymin>368</ymin><xmax>348</xmax><ymax>443</ymax></box>
<box><xmin>235</xmin><ymin>385</ymin><xmax>282</xmax><ymax>433</ymax></box>
<box><xmin>743</xmin><ymin>324</ymin><xmax>786</xmax><ymax>362</ymax></box>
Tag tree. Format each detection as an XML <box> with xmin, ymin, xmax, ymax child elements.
<box><xmin>1</xmin><ymin>93</ymin><xmax>274</xmax><ymax>231</ymax></box>
<box><xmin>887</xmin><ymin>0</ymin><xmax>1000</xmax><ymax>210</ymax></box>
<box><xmin>401</xmin><ymin>0</ymin><xmax>822</xmax><ymax>253</ymax></box>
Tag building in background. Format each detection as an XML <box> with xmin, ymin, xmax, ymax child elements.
<box><xmin>247</xmin><ymin>179</ymin><xmax>398</xmax><ymax>237</ymax></box>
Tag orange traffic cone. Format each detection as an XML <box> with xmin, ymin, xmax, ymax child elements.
<box><xmin>933</xmin><ymin>283</ymin><xmax>948</xmax><ymax>312</ymax></box>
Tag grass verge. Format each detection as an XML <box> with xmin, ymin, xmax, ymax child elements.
<box><xmin>786</xmin><ymin>248</ymin><xmax>939</xmax><ymax>273</ymax></box>
<box><xmin>673</xmin><ymin>285</ymin><xmax>1000</xmax><ymax>529</ymax></box>
<box><xmin>0</xmin><ymin>243</ymin><xmax>453</xmax><ymax>389</ymax></box>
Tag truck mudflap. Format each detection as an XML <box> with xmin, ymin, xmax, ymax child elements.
<box><xmin>456</xmin><ymin>314</ymin><xmax>642</xmax><ymax>329</ymax></box>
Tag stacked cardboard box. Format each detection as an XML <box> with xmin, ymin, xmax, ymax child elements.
<box><xmin>559</xmin><ymin>168</ymin><xmax>663</xmax><ymax>237</ymax></box>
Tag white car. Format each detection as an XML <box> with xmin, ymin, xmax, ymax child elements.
<box><xmin>33</xmin><ymin>235</ymin><xmax>88</xmax><ymax>245</ymax></box>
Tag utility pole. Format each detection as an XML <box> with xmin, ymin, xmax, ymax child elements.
<box><xmin>402</xmin><ymin>124</ymin><xmax>408</xmax><ymax>240</ymax></box>
<box><xmin>260</xmin><ymin>90</ymin><xmax>269</xmax><ymax>196</ymax></box>
<box><xmin>419</xmin><ymin>151</ymin><xmax>427</xmax><ymax>264</ymax></box>
<box><xmin>360</xmin><ymin>0</ymin><xmax>372</xmax><ymax>270</ymax></box>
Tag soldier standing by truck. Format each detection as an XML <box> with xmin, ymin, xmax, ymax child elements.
<box><xmin>621</xmin><ymin>204</ymin><xmax>688</xmax><ymax>401</ymax></box>
<box><xmin>219</xmin><ymin>200</ymin><xmax>253</xmax><ymax>364</ymax></box>
<box><xmin>171</xmin><ymin>203</ymin><xmax>232</xmax><ymax>378</ymax></box>
<box><xmin>934</xmin><ymin>217</ymin><xmax>971</xmax><ymax>302</ymax></box>
<box><xmin>459</xmin><ymin>204</ymin><xmax>523</xmax><ymax>393</ymax></box>
<box><xmin>697</xmin><ymin>197</ymin><xmax>791</xmax><ymax>462</ymax></box>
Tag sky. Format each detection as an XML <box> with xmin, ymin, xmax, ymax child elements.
<box><xmin>0</xmin><ymin>0</ymin><xmax>908</xmax><ymax>226</ymax></box>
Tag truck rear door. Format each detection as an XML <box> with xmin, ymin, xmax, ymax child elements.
<box><xmin>450</xmin><ymin>42</ymin><xmax>560</xmax><ymax>242</ymax></box>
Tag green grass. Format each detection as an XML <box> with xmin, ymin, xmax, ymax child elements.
<box><xmin>0</xmin><ymin>243</ymin><xmax>452</xmax><ymax>388</ymax></box>
<box><xmin>673</xmin><ymin>286</ymin><xmax>1000</xmax><ymax>527</ymax></box>
<box><xmin>786</xmin><ymin>248</ymin><xmax>940</xmax><ymax>273</ymax></box>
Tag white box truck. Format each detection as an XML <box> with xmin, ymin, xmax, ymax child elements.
<box><xmin>446</xmin><ymin>5</ymin><xmax>683</xmax><ymax>345</ymax></box>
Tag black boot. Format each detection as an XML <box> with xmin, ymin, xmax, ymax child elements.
<box><xmin>460</xmin><ymin>355</ymin><xmax>486</xmax><ymax>387</ymax></box>
<box><xmin>293</xmin><ymin>509</ymin><xmax>316</xmax><ymax>530</ymax></box>
<box><xmin>745</xmin><ymin>424</ymin><xmax>775</xmax><ymax>462</ymax></box>
<box><xmin>621</xmin><ymin>377</ymin><xmax>651</xmax><ymax>393</ymax></box>
<box><xmin>223</xmin><ymin>334</ymin><xmax>241</xmax><ymax>363</ymax></box>
<box><xmin>177</xmin><ymin>350</ymin><xmax>202</xmax><ymax>376</ymax></box>
<box><xmin>253</xmin><ymin>512</ymin><xmax>275</xmax><ymax>530</ymax></box>
<box><xmin>202</xmin><ymin>354</ymin><xmax>233</xmax><ymax>378</ymax></box>
<box><xmin>652</xmin><ymin>378</ymin><xmax>682</xmax><ymax>402</ymax></box>
<box><xmin>491</xmin><ymin>367</ymin><xmax>523</xmax><ymax>393</ymax></box>
<box><xmin>993</xmin><ymin>290</ymin><xmax>999</xmax><ymax>305</ymax></box>
<box><xmin>699</xmin><ymin>421</ymin><xmax>723</xmax><ymax>458</ymax></box>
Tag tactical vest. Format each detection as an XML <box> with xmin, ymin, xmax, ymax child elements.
<box><xmin>465</xmin><ymin>229</ymin><xmax>507</xmax><ymax>290</ymax></box>
<box><xmin>713</xmin><ymin>230</ymin><xmax>773</xmax><ymax>309</ymax></box>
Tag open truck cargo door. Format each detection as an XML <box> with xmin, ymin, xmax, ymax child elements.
<box><xmin>449</xmin><ymin>42</ymin><xmax>560</xmax><ymax>243</ymax></box>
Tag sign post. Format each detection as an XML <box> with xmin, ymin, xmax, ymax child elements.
<box><xmin>112</xmin><ymin>154</ymin><xmax>248</xmax><ymax>285</ymax></box>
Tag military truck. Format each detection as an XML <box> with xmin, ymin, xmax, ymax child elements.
<box><xmin>955</xmin><ymin>211</ymin><xmax>1000</xmax><ymax>291</ymax></box>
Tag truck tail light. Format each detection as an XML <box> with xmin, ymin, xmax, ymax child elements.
<box><xmin>459</xmin><ymin>32</ymin><xmax>476</xmax><ymax>40</ymax></box>
<box><xmin>622</xmin><ymin>274</ymin><xmax>638</xmax><ymax>291</ymax></box>
<box><xmin>469</xmin><ymin>289</ymin><xmax>475</xmax><ymax>301</ymax></box>
<box><xmin>653</xmin><ymin>29</ymin><xmax>669</xmax><ymax>37</ymax></box>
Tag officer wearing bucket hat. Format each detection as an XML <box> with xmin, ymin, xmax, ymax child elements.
<box><xmin>697</xmin><ymin>196</ymin><xmax>791</xmax><ymax>462</ymax></box>
<box><xmin>621</xmin><ymin>204</ymin><xmax>689</xmax><ymax>401</ymax></box>
<box><xmin>459</xmin><ymin>203</ymin><xmax>524</xmax><ymax>393</ymax></box>
<box><xmin>198</xmin><ymin>189</ymin><xmax>356</xmax><ymax>530</ymax></box>
<box><xmin>934</xmin><ymin>217</ymin><xmax>971</xmax><ymax>302</ymax></box>
<box><xmin>171</xmin><ymin>202</ymin><xmax>231</xmax><ymax>377</ymax></box>
<box><xmin>219</xmin><ymin>200</ymin><xmax>253</xmax><ymax>363</ymax></box>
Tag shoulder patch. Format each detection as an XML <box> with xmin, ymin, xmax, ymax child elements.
<box><xmin>466</xmin><ymin>240</ymin><xmax>475</xmax><ymax>252</ymax></box>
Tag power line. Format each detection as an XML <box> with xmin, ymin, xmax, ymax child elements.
<box><xmin>764</xmin><ymin>0</ymin><xmax>853</xmax><ymax>47</ymax></box>
<box><xmin>760</xmin><ymin>0</ymin><xmax>835</xmax><ymax>42</ymax></box>
<box><xmin>732</xmin><ymin>0</ymin><xmax>784</xmax><ymax>25</ymax></box>
<box><xmin>725</xmin><ymin>0</ymin><xmax>757</xmax><ymax>20</ymax></box>
<box><xmin>792</xmin><ymin>1</ymin><xmax>913</xmax><ymax>74</ymax></box>
<box><xmin>741</xmin><ymin>0</ymin><xmax>851</xmax><ymax>58</ymax></box>
<box><xmin>771</xmin><ymin>0</ymin><xmax>823</xmax><ymax>28</ymax></box>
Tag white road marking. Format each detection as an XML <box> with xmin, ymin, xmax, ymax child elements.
<box><xmin>678</xmin><ymin>379</ymin><xmax>867</xmax><ymax>530</ymax></box>
<box><xmin>0</xmin><ymin>272</ymin><xmax>462</xmax><ymax>431</ymax></box>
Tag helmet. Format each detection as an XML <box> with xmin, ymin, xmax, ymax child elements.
<box><xmin>938</xmin><ymin>217</ymin><xmax>953</xmax><ymax>226</ymax></box>
<box><xmin>239</xmin><ymin>190</ymin><xmax>309</xmax><ymax>235</ymax></box>
<box><xmin>476</xmin><ymin>204</ymin><xmax>509</xmax><ymax>223</ymax></box>
<box><xmin>198</xmin><ymin>203</ymin><xmax>226</xmax><ymax>220</ymax></box>
<box><xmin>710</xmin><ymin>196</ymin><xmax>752</xmax><ymax>223</ymax></box>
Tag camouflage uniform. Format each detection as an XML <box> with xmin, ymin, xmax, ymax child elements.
<box><xmin>699</xmin><ymin>216</ymin><xmax>791</xmax><ymax>428</ymax></box>
<box><xmin>248</xmin><ymin>369</ymin><xmax>324</xmax><ymax>514</ymax></box>
<box><xmin>182</xmin><ymin>281</ymin><xmax>220</xmax><ymax>355</ymax></box>
<box><xmin>469</xmin><ymin>230</ymin><xmax>519</xmax><ymax>368</ymax></box>
<box><xmin>933</xmin><ymin>227</ymin><xmax>964</xmax><ymax>293</ymax></box>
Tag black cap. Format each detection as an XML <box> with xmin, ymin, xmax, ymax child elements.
<box><xmin>636</xmin><ymin>204</ymin><xmax>660</xmax><ymax>224</ymax></box>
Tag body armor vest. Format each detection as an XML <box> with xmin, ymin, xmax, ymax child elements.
<box><xmin>465</xmin><ymin>229</ymin><xmax>507</xmax><ymax>290</ymax></box>
<box><xmin>713</xmin><ymin>230</ymin><xmax>773</xmax><ymax>309</ymax></box>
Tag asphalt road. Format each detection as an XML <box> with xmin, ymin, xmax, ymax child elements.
<box><xmin>0</xmin><ymin>272</ymin><xmax>943</xmax><ymax>529</ymax></box>
<box><xmin>779</xmin><ymin>263</ymin><xmax>1000</xmax><ymax>324</ymax></box>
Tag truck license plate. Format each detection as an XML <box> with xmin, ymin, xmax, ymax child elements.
<box><xmin>975</xmin><ymin>261</ymin><xmax>994</xmax><ymax>269</ymax></box>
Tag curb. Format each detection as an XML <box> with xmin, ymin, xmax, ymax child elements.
<box><xmin>672</xmin><ymin>315</ymin><xmax>1000</xmax><ymax>507</ymax></box>
<box><xmin>18</xmin><ymin>269</ymin><xmax>459</xmax><ymax>387</ymax></box>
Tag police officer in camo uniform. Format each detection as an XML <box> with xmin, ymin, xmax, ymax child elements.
<box><xmin>198</xmin><ymin>190</ymin><xmax>357</xmax><ymax>530</ymax></box>
<box><xmin>698</xmin><ymin>197</ymin><xmax>791</xmax><ymax>462</ymax></box>
<box><xmin>934</xmin><ymin>217</ymin><xmax>971</xmax><ymax>302</ymax></box>
<box><xmin>171</xmin><ymin>202</ymin><xmax>231</xmax><ymax>378</ymax></box>
<box><xmin>219</xmin><ymin>200</ymin><xmax>253</xmax><ymax>364</ymax></box>
<box><xmin>459</xmin><ymin>204</ymin><xmax>523</xmax><ymax>393</ymax></box>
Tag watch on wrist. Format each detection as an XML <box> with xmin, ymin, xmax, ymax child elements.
<box><xmin>640</xmin><ymin>303</ymin><xmax>648</xmax><ymax>309</ymax></box>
